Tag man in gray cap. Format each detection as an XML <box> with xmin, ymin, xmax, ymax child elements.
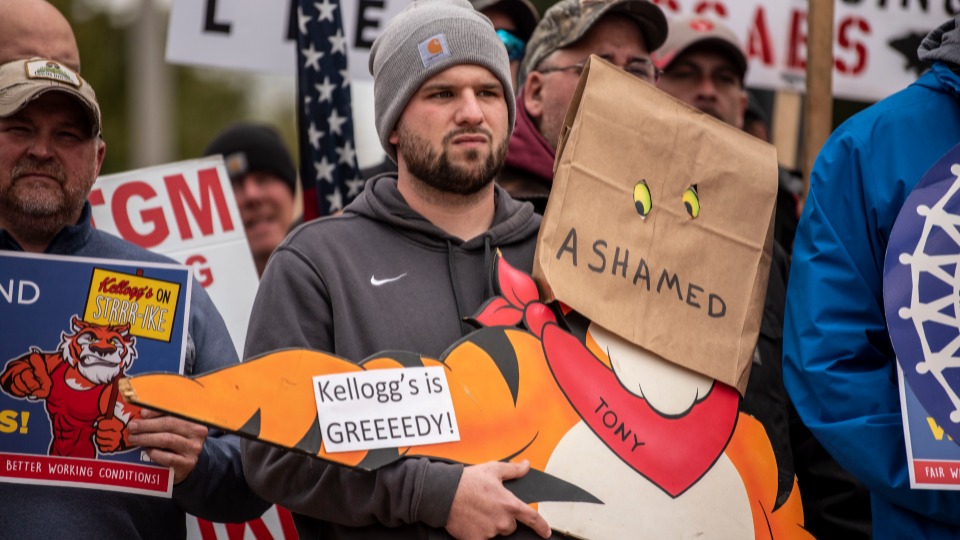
<box><xmin>499</xmin><ymin>0</ymin><xmax>667</xmax><ymax>214</ymax></box>
<box><xmin>241</xmin><ymin>0</ymin><xmax>556</xmax><ymax>538</ymax></box>
<box><xmin>0</xmin><ymin>57</ymin><xmax>268</xmax><ymax>537</ymax></box>
<box><xmin>654</xmin><ymin>15</ymin><xmax>748</xmax><ymax>128</ymax></box>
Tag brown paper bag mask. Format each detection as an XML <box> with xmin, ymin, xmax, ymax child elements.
<box><xmin>533</xmin><ymin>56</ymin><xmax>777</xmax><ymax>394</ymax></box>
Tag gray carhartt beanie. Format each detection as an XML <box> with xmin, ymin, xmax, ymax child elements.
<box><xmin>369</xmin><ymin>0</ymin><xmax>515</xmax><ymax>162</ymax></box>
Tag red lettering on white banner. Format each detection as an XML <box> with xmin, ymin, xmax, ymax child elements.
<box><xmin>746</xmin><ymin>7</ymin><xmax>774</xmax><ymax>66</ymax></box>
<box><xmin>164</xmin><ymin>167</ymin><xmax>236</xmax><ymax>241</ymax></box>
<box><xmin>185</xmin><ymin>255</ymin><xmax>215</xmax><ymax>287</ymax></box>
<box><xmin>693</xmin><ymin>1</ymin><xmax>727</xmax><ymax>17</ymax></box>
<box><xmin>90</xmin><ymin>167</ymin><xmax>235</xmax><ymax>248</ymax></box>
<box><xmin>835</xmin><ymin>16</ymin><xmax>871</xmax><ymax>75</ymax></box>
<box><xmin>787</xmin><ymin>10</ymin><xmax>807</xmax><ymax>71</ymax></box>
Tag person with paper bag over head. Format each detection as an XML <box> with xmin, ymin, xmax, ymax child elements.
<box><xmin>498</xmin><ymin>0</ymin><xmax>667</xmax><ymax>215</ymax></box>
<box><xmin>530</xmin><ymin>53</ymin><xmax>810</xmax><ymax>538</ymax></box>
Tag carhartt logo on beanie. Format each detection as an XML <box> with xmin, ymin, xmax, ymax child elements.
<box><xmin>369</xmin><ymin>0</ymin><xmax>515</xmax><ymax>162</ymax></box>
<box><xmin>419</xmin><ymin>34</ymin><xmax>452</xmax><ymax>67</ymax></box>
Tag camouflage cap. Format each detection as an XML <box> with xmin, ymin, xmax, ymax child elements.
<box><xmin>470</xmin><ymin>0</ymin><xmax>540</xmax><ymax>41</ymax></box>
<box><xmin>519</xmin><ymin>0</ymin><xmax>667</xmax><ymax>81</ymax></box>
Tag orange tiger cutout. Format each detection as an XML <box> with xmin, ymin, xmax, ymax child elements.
<box><xmin>121</xmin><ymin>254</ymin><xmax>811</xmax><ymax>538</ymax></box>
<box><xmin>120</xmin><ymin>329</ymin><xmax>594</xmax><ymax>504</ymax></box>
<box><xmin>1</xmin><ymin>316</ymin><xmax>141</xmax><ymax>458</ymax></box>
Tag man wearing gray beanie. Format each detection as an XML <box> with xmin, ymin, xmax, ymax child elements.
<box><xmin>242</xmin><ymin>1</ymin><xmax>559</xmax><ymax>538</ymax></box>
<box><xmin>498</xmin><ymin>0</ymin><xmax>667</xmax><ymax>214</ymax></box>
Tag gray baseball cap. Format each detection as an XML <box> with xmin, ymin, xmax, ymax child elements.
<box><xmin>0</xmin><ymin>57</ymin><xmax>101</xmax><ymax>136</ymax></box>
<box><xmin>654</xmin><ymin>16</ymin><xmax>747</xmax><ymax>81</ymax></box>
<box><xmin>519</xmin><ymin>0</ymin><xmax>667</xmax><ymax>81</ymax></box>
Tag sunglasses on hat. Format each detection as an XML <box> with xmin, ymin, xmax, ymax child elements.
<box><xmin>496</xmin><ymin>29</ymin><xmax>526</xmax><ymax>61</ymax></box>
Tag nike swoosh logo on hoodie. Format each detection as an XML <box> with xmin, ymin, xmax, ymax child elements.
<box><xmin>370</xmin><ymin>273</ymin><xmax>407</xmax><ymax>286</ymax></box>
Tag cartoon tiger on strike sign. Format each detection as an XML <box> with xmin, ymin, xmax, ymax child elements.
<box><xmin>0</xmin><ymin>316</ymin><xmax>140</xmax><ymax>458</ymax></box>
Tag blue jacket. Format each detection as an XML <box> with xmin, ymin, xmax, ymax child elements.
<box><xmin>0</xmin><ymin>203</ymin><xmax>269</xmax><ymax>539</ymax></box>
<box><xmin>784</xmin><ymin>62</ymin><xmax>960</xmax><ymax>538</ymax></box>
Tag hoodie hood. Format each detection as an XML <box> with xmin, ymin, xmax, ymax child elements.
<box><xmin>919</xmin><ymin>15</ymin><xmax>960</xmax><ymax>65</ymax></box>
<box><xmin>344</xmin><ymin>174</ymin><xmax>540</xmax><ymax>250</ymax></box>
<box><xmin>337</xmin><ymin>173</ymin><xmax>541</xmax><ymax>338</ymax></box>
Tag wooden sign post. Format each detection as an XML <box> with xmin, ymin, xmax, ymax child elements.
<box><xmin>802</xmin><ymin>0</ymin><xmax>836</xmax><ymax>204</ymax></box>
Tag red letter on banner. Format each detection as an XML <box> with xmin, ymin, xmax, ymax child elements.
<box><xmin>835</xmin><ymin>16</ymin><xmax>870</xmax><ymax>75</ymax></box>
<box><xmin>112</xmin><ymin>181</ymin><xmax>169</xmax><ymax>248</ymax></box>
<box><xmin>164</xmin><ymin>167</ymin><xmax>235</xmax><ymax>241</ymax></box>
<box><xmin>787</xmin><ymin>10</ymin><xmax>807</xmax><ymax>70</ymax></box>
<box><xmin>185</xmin><ymin>254</ymin><xmax>215</xmax><ymax>288</ymax></box>
<box><xmin>746</xmin><ymin>7</ymin><xmax>775</xmax><ymax>66</ymax></box>
<box><xmin>693</xmin><ymin>1</ymin><xmax>727</xmax><ymax>17</ymax></box>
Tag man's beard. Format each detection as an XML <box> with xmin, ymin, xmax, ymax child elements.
<box><xmin>398</xmin><ymin>125</ymin><xmax>507</xmax><ymax>196</ymax></box>
<box><xmin>0</xmin><ymin>156</ymin><xmax>88</xmax><ymax>244</ymax></box>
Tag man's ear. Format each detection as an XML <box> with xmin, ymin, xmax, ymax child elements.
<box><xmin>736</xmin><ymin>90</ymin><xmax>748</xmax><ymax>130</ymax></box>
<box><xmin>94</xmin><ymin>138</ymin><xmax>106</xmax><ymax>176</ymax></box>
<box><xmin>389</xmin><ymin>130</ymin><xmax>399</xmax><ymax>146</ymax></box>
<box><xmin>523</xmin><ymin>72</ymin><xmax>546</xmax><ymax>121</ymax></box>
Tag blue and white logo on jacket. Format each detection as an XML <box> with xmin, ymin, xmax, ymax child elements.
<box><xmin>885</xmin><ymin>143</ymin><xmax>960</xmax><ymax>446</ymax></box>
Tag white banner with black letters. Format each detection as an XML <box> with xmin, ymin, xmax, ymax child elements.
<box><xmin>166</xmin><ymin>0</ymin><xmax>955</xmax><ymax>101</ymax></box>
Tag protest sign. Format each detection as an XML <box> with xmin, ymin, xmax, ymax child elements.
<box><xmin>653</xmin><ymin>0</ymin><xmax>951</xmax><ymax>101</ymax></box>
<box><xmin>0</xmin><ymin>252</ymin><xmax>190</xmax><ymax>497</ymax></box>
<box><xmin>89</xmin><ymin>157</ymin><xmax>258</xmax><ymax>357</ymax></box>
<box><xmin>313</xmin><ymin>366</ymin><xmax>459</xmax><ymax>452</ymax></box>
<box><xmin>898</xmin><ymin>365</ymin><xmax>960</xmax><ymax>489</ymax></box>
<box><xmin>166</xmin><ymin>0</ymin><xmax>408</xmax><ymax>83</ymax></box>
<box><xmin>884</xmin><ymin>144</ymin><xmax>960</xmax><ymax>488</ymax></box>
<box><xmin>534</xmin><ymin>56</ymin><xmax>776</xmax><ymax>394</ymax></box>
<box><xmin>166</xmin><ymin>0</ymin><xmax>951</xmax><ymax>101</ymax></box>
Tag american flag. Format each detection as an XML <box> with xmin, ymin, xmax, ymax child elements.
<box><xmin>296</xmin><ymin>0</ymin><xmax>364</xmax><ymax>220</ymax></box>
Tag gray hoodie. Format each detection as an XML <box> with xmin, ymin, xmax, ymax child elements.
<box><xmin>919</xmin><ymin>14</ymin><xmax>960</xmax><ymax>65</ymax></box>
<box><xmin>241</xmin><ymin>176</ymin><xmax>548</xmax><ymax>539</ymax></box>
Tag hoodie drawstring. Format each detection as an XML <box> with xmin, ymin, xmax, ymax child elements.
<box><xmin>446</xmin><ymin>239</ymin><xmax>471</xmax><ymax>336</ymax></box>
<box><xmin>483</xmin><ymin>236</ymin><xmax>493</xmax><ymax>300</ymax></box>
<box><xmin>447</xmin><ymin>236</ymin><xmax>497</xmax><ymax>336</ymax></box>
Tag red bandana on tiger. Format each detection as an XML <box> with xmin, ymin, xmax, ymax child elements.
<box><xmin>540</xmin><ymin>324</ymin><xmax>739</xmax><ymax>497</ymax></box>
<box><xmin>473</xmin><ymin>252</ymin><xmax>740</xmax><ymax>497</ymax></box>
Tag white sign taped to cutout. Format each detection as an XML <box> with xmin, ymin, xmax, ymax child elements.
<box><xmin>313</xmin><ymin>366</ymin><xmax>460</xmax><ymax>452</ymax></box>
